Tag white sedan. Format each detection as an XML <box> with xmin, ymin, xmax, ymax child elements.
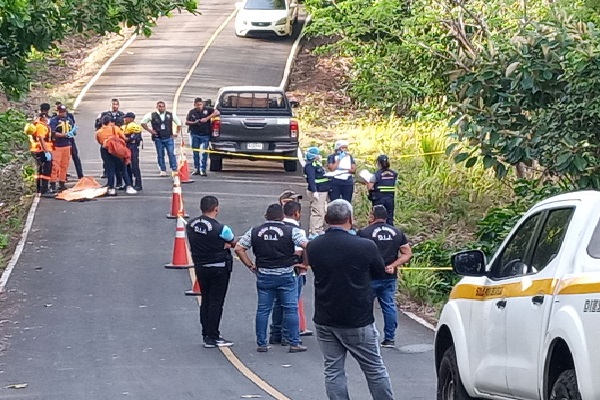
<box><xmin>234</xmin><ymin>0</ymin><xmax>299</xmax><ymax>37</ymax></box>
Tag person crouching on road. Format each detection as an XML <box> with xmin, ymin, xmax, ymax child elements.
<box><xmin>303</xmin><ymin>146</ymin><xmax>330</xmax><ymax>238</ymax></box>
<box><xmin>25</xmin><ymin>112</ymin><xmax>54</xmax><ymax>197</ymax></box>
<box><xmin>186</xmin><ymin>97</ymin><xmax>220</xmax><ymax>176</ymax></box>
<box><xmin>367</xmin><ymin>154</ymin><xmax>398</xmax><ymax>225</ymax></box>
<box><xmin>49</xmin><ymin>104</ymin><xmax>76</xmax><ymax>192</ymax></box>
<box><xmin>186</xmin><ymin>196</ymin><xmax>236</xmax><ymax>348</ymax></box>
<box><xmin>141</xmin><ymin>101</ymin><xmax>182</xmax><ymax>176</ymax></box>
<box><xmin>326</xmin><ymin>140</ymin><xmax>356</xmax><ymax>203</ymax></box>
<box><xmin>122</xmin><ymin>112</ymin><xmax>143</xmax><ymax>191</ymax></box>
<box><xmin>234</xmin><ymin>203</ymin><xmax>309</xmax><ymax>353</ymax></box>
<box><xmin>269</xmin><ymin>200</ymin><xmax>312</xmax><ymax>345</ymax></box>
<box><xmin>358</xmin><ymin>205</ymin><xmax>412</xmax><ymax>348</ymax></box>
<box><xmin>306</xmin><ymin>199</ymin><xmax>394</xmax><ymax>400</ymax></box>
<box><xmin>95</xmin><ymin>115</ymin><xmax>137</xmax><ymax>196</ymax></box>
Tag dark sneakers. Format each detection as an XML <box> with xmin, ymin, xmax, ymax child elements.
<box><xmin>289</xmin><ymin>345</ymin><xmax>308</xmax><ymax>353</ymax></box>
<box><xmin>199</xmin><ymin>170</ymin><xmax>207</xmax><ymax>177</ymax></box>
<box><xmin>204</xmin><ymin>337</ymin><xmax>234</xmax><ymax>348</ymax></box>
<box><xmin>381</xmin><ymin>339</ymin><xmax>395</xmax><ymax>348</ymax></box>
<box><xmin>257</xmin><ymin>346</ymin><xmax>269</xmax><ymax>353</ymax></box>
<box><xmin>192</xmin><ymin>169</ymin><xmax>201</xmax><ymax>176</ymax></box>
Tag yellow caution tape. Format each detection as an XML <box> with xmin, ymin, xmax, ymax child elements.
<box><xmin>185</xmin><ymin>146</ymin><xmax>299</xmax><ymax>161</ymax></box>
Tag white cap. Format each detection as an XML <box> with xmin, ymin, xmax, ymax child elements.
<box><xmin>334</xmin><ymin>139</ymin><xmax>349</xmax><ymax>150</ymax></box>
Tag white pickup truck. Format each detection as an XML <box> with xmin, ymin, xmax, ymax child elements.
<box><xmin>435</xmin><ymin>190</ymin><xmax>600</xmax><ymax>400</ymax></box>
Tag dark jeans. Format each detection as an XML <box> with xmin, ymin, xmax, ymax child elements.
<box><xmin>196</xmin><ymin>266</ymin><xmax>231</xmax><ymax>340</ymax></box>
<box><xmin>33</xmin><ymin>152</ymin><xmax>51</xmax><ymax>193</ymax></box>
<box><xmin>371</xmin><ymin>279</ymin><xmax>398</xmax><ymax>341</ymax></box>
<box><xmin>329</xmin><ymin>182</ymin><xmax>353</xmax><ymax>203</ymax></box>
<box><xmin>126</xmin><ymin>145</ymin><xmax>142</xmax><ymax>187</ymax></box>
<box><xmin>270</xmin><ymin>275</ymin><xmax>304</xmax><ymax>342</ymax></box>
<box><xmin>154</xmin><ymin>137</ymin><xmax>177</xmax><ymax>171</ymax></box>
<box><xmin>100</xmin><ymin>147</ymin><xmax>131</xmax><ymax>188</ymax></box>
<box><xmin>316</xmin><ymin>323</ymin><xmax>394</xmax><ymax>400</ymax></box>
<box><xmin>256</xmin><ymin>271</ymin><xmax>300</xmax><ymax>347</ymax></box>
<box><xmin>70</xmin><ymin>138</ymin><xmax>84</xmax><ymax>179</ymax></box>
<box><xmin>372</xmin><ymin>196</ymin><xmax>395</xmax><ymax>225</ymax></box>
<box><xmin>191</xmin><ymin>135</ymin><xmax>210</xmax><ymax>171</ymax></box>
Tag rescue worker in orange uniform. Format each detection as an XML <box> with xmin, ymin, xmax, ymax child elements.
<box><xmin>25</xmin><ymin>110</ymin><xmax>55</xmax><ymax>197</ymax></box>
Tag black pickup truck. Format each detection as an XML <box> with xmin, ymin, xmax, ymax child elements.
<box><xmin>209</xmin><ymin>86</ymin><xmax>300</xmax><ymax>172</ymax></box>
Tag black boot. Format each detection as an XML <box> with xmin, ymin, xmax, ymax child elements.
<box><xmin>58</xmin><ymin>181</ymin><xmax>67</xmax><ymax>192</ymax></box>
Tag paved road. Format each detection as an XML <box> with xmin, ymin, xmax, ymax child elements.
<box><xmin>0</xmin><ymin>2</ymin><xmax>436</xmax><ymax>399</ymax></box>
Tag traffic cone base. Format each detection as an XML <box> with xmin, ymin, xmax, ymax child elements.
<box><xmin>165</xmin><ymin>217</ymin><xmax>194</xmax><ymax>269</ymax></box>
<box><xmin>179</xmin><ymin>153</ymin><xmax>194</xmax><ymax>184</ymax></box>
<box><xmin>184</xmin><ymin>279</ymin><xmax>202</xmax><ymax>296</ymax></box>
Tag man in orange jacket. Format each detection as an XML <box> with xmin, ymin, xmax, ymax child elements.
<box><xmin>25</xmin><ymin>109</ymin><xmax>55</xmax><ymax>197</ymax></box>
<box><xmin>95</xmin><ymin>115</ymin><xmax>137</xmax><ymax>196</ymax></box>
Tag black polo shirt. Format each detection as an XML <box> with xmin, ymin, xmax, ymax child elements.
<box><xmin>187</xmin><ymin>107</ymin><xmax>214</xmax><ymax>136</ymax></box>
<box><xmin>306</xmin><ymin>228</ymin><xmax>386</xmax><ymax>328</ymax></box>
<box><xmin>358</xmin><ymin>222</ymin><xmax>408</xmax><ymax>280</ymax></box>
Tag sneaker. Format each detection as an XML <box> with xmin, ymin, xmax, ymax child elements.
<box><xmin>100</xmin><ymin>173</ymin><xmax>106</xmax><ymax>179</ymax></box>
<box><xmin>256</xmin><ymin>346</ymin><xmax>269</xmax><ymax>353</ymax></box>
<box><xmin>107</xmin><ymin>188</ymin><xmax>117</xmax><ymax>196</ymax></box>
<box><xmin>192</xmin><ymin>169</ymin><xmax>201</xmax><ymax>176</ymax></box>
<box><xmin>41</xmin><ymin>191</ymin><xmax>56</xmax><ymax>198</ymax></box>
<box><xmin>133</xmin><ymin>186</ymin><xmax>143</xmax><ymax>191</ymax></box>
<box><xmin>289</xmin><ymin>345</ymin><xmax>308</xmax><ymax>353</ymax></box>
<box><xmin>381</xmin><ymin>339</ymin><xmax>395</xmax><ymax>348</ymax></box>
<box><xmin>159</xmin><ymin>171</ymin><xmax>168</xmax><ymax>177</ymax></box>
<box><xmin>125</xmin><ymin>186</ymin><xmax>137</xmax><ymax>195</ymax></box>
<box><xmin>116</xmin><ymin>185</ymin><xmax>126</xmax><ymax>191</ymax></box>
<box><xmin>300</xmin><ymin>330</ymin><xmax>314</xmax><ymax>337</ymax></box>
<box><xmin>216</xmin><ymin>337</ymin><xmax>234</xmax><ymax>347</ymax></box>
<box><xmin>204</xmin><ymin>338</ymin><xmax>217</xmax><ymax>348</ymax></box>
<box><xmin>199</xmin><ymin>170</ymin><xmax>207</xmax><ymax>177</ymax></box>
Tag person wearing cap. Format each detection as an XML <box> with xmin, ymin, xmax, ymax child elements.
<box><xmin>140</xmin><ymin>101</ymin><xmax>182</xmax><ymax>177</ymax></box>
<box><xmin>358</xmin><ymin>205</ymin><xmax>412</xmax><ymax>348</ymax></box>
<box><xmin>327</xmin><ymin>139</ymin><xmax>356</xmax><ymax>203</ymax></box>
<box><xmin>303</xmin><ymin>146</ymin><xmax>330</xmax><ymax>237</ymax></box>
<box><xmin>122</xmin><ymin>112</ymin><xmax>143</xmax><ymax>191</ymax></box>
<box><xmin>95</xmin><ymin>99</ymin><xmax>126</xmax><ymax>179</ymax></box>
<box><xmin>367</xmin><ymin>155</ymin><xmax>398</xmax><ymax>225</ymax></box>
<box><xmin>306</xmin><ymin>199</ymin><xmax>394</xmax><ymax>399</ymax></box>
<box><xmin>279</xmin><ymin>189</ymin><xmax>302</xmax><ymax>205</ymax></box>
<box><xmin>49</xmin><ymin>104</ymin><xmax>77</xmax><ymax>192</ymax></box>
<box><xmin>186</xmin><ymin>97</ymin><xmax>220</xmax><ymax>176</ymax></box>
<box><xmin>234</xmin><ymin>203</ymin><xmax>309</xmax><ymax>354</ymax></box>
<box><xmin>53</xmin><ymin>102</ymin><xmax>84</xmax><ymax>180</ymax></box>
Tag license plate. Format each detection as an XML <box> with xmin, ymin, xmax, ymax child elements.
<box><xmin>247</xmin><ymin>143</ymin><xmax>263</xmax><ymax>150</ymax></box>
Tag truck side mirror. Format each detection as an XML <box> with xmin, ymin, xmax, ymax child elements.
<box><xmin>451</xmin><ymin>250</ymin><xmax>487</xmax><ymax>276</ymax></box>
<box><xmin>290</xmin><ymin>100</ymin><xmax>300</xmax><ymax>108</ymax></box>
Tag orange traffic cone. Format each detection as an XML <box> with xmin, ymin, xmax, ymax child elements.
<box><xmin>184</xmin><ymin>277</ymin><xmax>202</xmax><ymax>296</ymax></box>
<box><xmin>167</xmin><ymin>173</ymin><xmax>189</xmax><ymax>219</ymax></box>
<box><xmin>178</xmin><ymin>153</ymin><xmax>194</xmax><ymax>184</ymax></box>
<box><xmin>298</xmin><ymin>297</ymin><xmax>308</xmax><ymax>332</ymax></box>
<box><xmin>165</xmin><ymin>216</ymin><xmax>193</xmax><ymax>269</ymax></box>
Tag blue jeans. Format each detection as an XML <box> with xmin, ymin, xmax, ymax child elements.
<box><xmin>270</xmin><ymin>275</ymin><xmax>304</xmax><ymax>342</ymax></box>
<box><xmin>154</xmin><ymin>137</ymin><xmax>177</xmax><ymax>171</ymax></box>
<box><xmin>316</xmin><ymin>323</ymin><xmax>394</xmax><ymax>400</ymax></box>
<box><xmin>371</xmin><ymin>279</ymin><xmax>398</xmax><ymax>341</ymax></box>
<box><xmin>256</xmin><ymin>272</ymin><xmax>300</xmax><ymax>347</ymax></box>
<box><xmin>191</xmin><ymin>135</ymin><xmax>210</xmax><ymax>171</ymax></box>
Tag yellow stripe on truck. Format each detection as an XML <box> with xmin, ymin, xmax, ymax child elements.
<box><xmin>450</xmin><ymin>277</ymin><xmax>600</xmax><ymax>300</ymax></box>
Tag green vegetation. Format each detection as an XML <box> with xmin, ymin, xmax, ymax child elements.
<box><xmin>300</xmin><ymin>0</ymin><xmax>600</xmax><ymax>310</ymax></box>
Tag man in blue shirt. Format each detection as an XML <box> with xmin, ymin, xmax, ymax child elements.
<box><xmin>186</xmin><ymin>196</ymin><xmax>236</xmax><ymax>348</ymax></box>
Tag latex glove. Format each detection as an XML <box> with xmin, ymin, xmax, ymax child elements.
<box><xmin>67</xmin><ymin>125</ymin><xmax>78</xmax><ymax>137</ymax></box>
<box><xmin>66</xmin><ymin>131</ymin><xmax>75</xmax><ymax>138</ymax></box>
<box><xmin>44</xmin><ymin>152</ymin><xmax>52</xmax><ymax>161</ymax></box>
<box><xmin>313</xmin><ymin>191</ymin><xmax>320</xmax><ymax>200</ymax></box>
<box><xmin>339</xmin><ymin>151</ymin><xmax>346</xmax><ymax>158</ymax></box>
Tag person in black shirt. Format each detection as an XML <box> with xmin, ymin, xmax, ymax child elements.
<box><xmin>185</xmin><ymin>97</ymin><xmax>220</xmax><ymax>176</ymax></box>
<box><xmin>186</xmin><ymin>196</ymin><xmax>236</xmax><ymax>348</ymax></box>
<box><xmin>358</xmin><ymin>205</ymin><xmax>412</xmax><ymax>348</ymax></box>
<box><xmin>306</xmin><ymin>199</ymin><xmax>394</xmax><ymax>400</ymax></box>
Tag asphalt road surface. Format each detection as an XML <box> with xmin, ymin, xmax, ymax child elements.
<box><xmin>0</xmin><ymin>2</ymin><xmax>436</xmax><ymax>399</ymax></box>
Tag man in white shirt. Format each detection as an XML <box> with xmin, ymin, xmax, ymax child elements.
<box><xmin>141</xmin><ymin>101</ymin><xmax>182</xmax><ymax>176</ymax></box>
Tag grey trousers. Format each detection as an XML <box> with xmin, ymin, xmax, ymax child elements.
<box><xmin>316</xmin><ymin>323</ymin><xmax>394</xmax><ymax>400</ymax></box>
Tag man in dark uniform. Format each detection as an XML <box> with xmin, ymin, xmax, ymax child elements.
<box><xmin>186</xmin><ymin>196</ymin><xmax>236</xmax><ymax>348</ymax></box>
<box><xmin>358</xmin><ymin>205</ymin><xmax>412</xmax><ymax>348</ymax></box>
<box><xmin>235</xmin><ymin>203</ymin><xmax>309</xmax><ymax>353</ymax></box>
<box><xmin>49</xmin><ymin>104</ymin><xmax>76</xmax><ymax>192</ymax></box>
<box><xmin>367</xmin><ymin>154</ymin><xmax>398</xmax><ymax>225</ymax></box>
<box><xmin>185</xmin><ymin>97</ymin><xmax>220</xmax><ymax>176</ymax></box>
<box><xmin>122</xmin><ymin>112</ymin><xmax>143</xmax><ymax>191</ymax></box>
<box><xmin>95</xmin><ymin>99</ymin><xmax>125</xmax><ymax>179</ymax></box>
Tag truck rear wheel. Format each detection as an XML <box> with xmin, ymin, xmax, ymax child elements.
<box><xmin>550</xmin><ymin>370</ymin><xmax>581</xmax><ymax>400</ymax></box>
<box><xmin>437</xmin><ymin>346</ymin><xmax>476</xmax><ymax>400</ymax></box>
<box><xmin>209</xmin><ymin>155</ymin><xmax>223</xmax><ymax>172</ymax></box>
<box><xmin>283</xmin><ymin>158</ymin><xmax>298</xmax><ymax>172</ymax></box>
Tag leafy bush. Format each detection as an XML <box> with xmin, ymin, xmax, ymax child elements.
<box><xmin>0</xmin><ymin>109</ymin><xmax>28</xmax><ymax>166</ymax></box>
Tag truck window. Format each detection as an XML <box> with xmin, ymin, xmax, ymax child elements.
<box><xmin>220</xmin><ymin>92</ymin><xmax>286</xmax><ymax>109</ymax></box>
<box><xmin>491</xmin><ymin>213</ymin><xmax>542</xmax><ymax>280</ymax></box>
<box><xmin>588</xmin><ymin>219</ymin><xmax>600</xmax><ymax>259</ymax></box>
<box><xmin>530</xmin><ymin>208</ymin><xmax>574</xmax><ymax>273</ymax></box>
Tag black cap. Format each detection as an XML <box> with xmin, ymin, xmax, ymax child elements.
<box><xmin>124</xmin><ymin>112</ymin><xmax>136</xmax><ymax>119</ymax></box>
<box><xmin>377</xmin><ymin>154</ymin><xmax>388</xmax><ymax>163</ymax></box>
<box><xmin>57</xmin><ymin>104</ymin><xmax>67</xmax><ymax>112</ymax></box>
<box><xmin>40</xmin><ymin>103</ymin><xmax>51</xmax><ymax>112</ymax></box>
